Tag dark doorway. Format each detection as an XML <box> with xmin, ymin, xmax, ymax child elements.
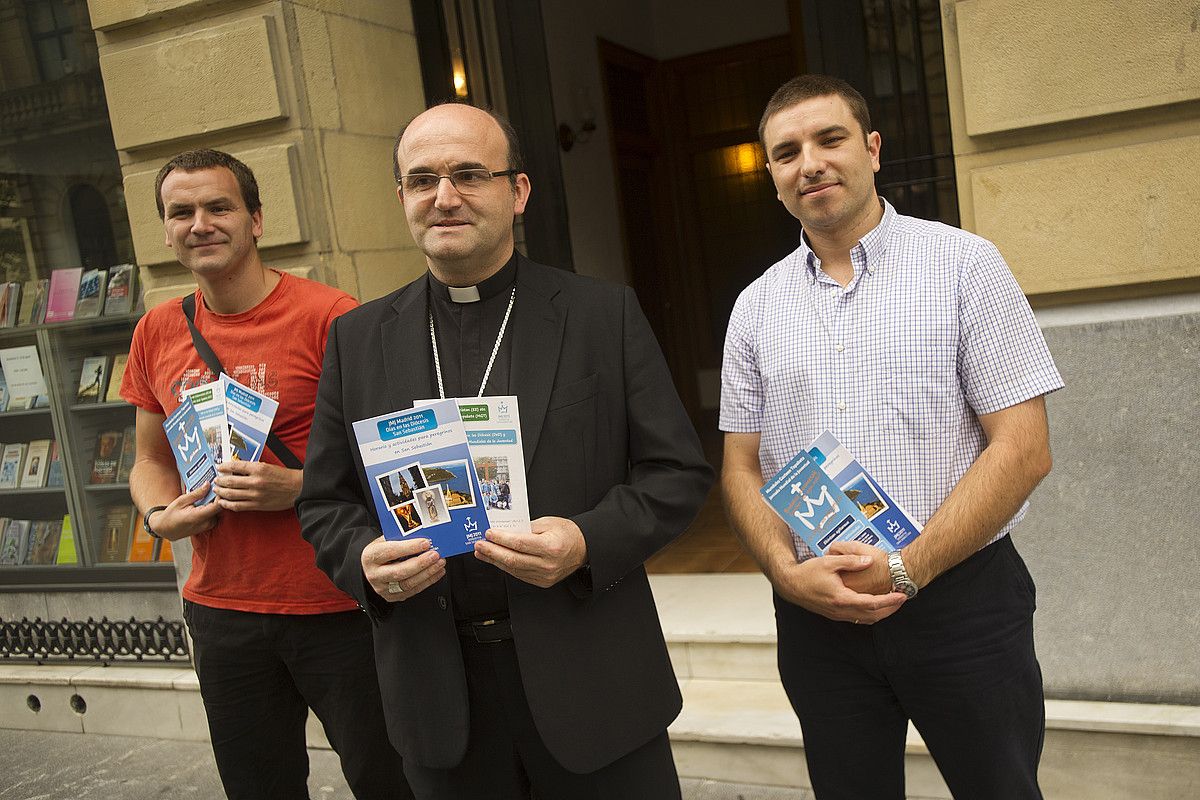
<box><xmin>600</xmin><ymin>1</ymin><xmax>956</xmax><ymax>431</ymax></box>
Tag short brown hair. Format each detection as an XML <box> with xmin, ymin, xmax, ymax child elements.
<box><xmin>154</xmin><ymin>149</ymin><xmax>261</xmax><ymax>219</ymax></box>
<box><xmin>391</xmin><ymin>102</ymin><xmax>525</xmax><ymax>184</ymax></box>
<box><xmin>758</xmin><ymin>74</ymin><xmax>873</xmax><ymax>146</ymax></box>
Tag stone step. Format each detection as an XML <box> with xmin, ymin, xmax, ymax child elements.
<box><xmin>670</xmin><ymin>677</ymin><xmax>1200</xmax><ymax>800</ymax></box>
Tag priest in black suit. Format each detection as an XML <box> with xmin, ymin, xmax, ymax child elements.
<box><xmin>297</xmin><ymin>102</ymin><xmax>714</xmax><ymax>799</ymax></box>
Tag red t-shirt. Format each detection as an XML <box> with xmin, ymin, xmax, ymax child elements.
<box><xmin>122</xmin><ymin>271</ymin><xmax>359</xmax><ymax>614</ymax></box>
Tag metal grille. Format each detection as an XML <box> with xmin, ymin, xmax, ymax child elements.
<box><xmin>0</xmin><ymin>617</ymin><xmax>190</xmax><ymax>663</ymax></box>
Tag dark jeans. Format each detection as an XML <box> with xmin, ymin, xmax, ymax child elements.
<box><xmin>401</xmin><ymin>635</ymin><xmax>681</xmax><ymax>800</ymax></box>
<box><xmin>776</xmin><ymin>536</ymin><xmax>1045</xmax><ymax>800</ymax></box>
<box><xmin>184</xmin><ymin>601</ymin><xmax>414</xmax><ymax>800</ymax></box>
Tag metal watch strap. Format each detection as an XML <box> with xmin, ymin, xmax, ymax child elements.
<box><xmin>887</xmin><ymin>550</ymin><xmax>918</xmax><ymax>598</ymax></box>
<box><xmin>143</xmin><ymin>505</ymin><xmax>168</xmax><ymax>539</ymax></box>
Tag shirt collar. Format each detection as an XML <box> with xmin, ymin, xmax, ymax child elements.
<box><xmin>799</xmin><ymin>198</ymin><xmax>895</xmax><ymax>283</ymax></box>
<box><xmin>428</xmin><ymin>252</ymin><xmax>518</xmax><ymax>304</ymax></box>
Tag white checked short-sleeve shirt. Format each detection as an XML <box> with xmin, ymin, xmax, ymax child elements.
<box><xmin>720</xmin><ymin>201</ymin><xmax>1063</xmax><ymax>559</ymax></box>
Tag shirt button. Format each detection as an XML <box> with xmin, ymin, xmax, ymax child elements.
<box><xmin>438</xmin><ymin>596</ymin><xmax>447</xmax><ymax>610</ymax></box>
<box><xmin>835</xmin><ymin>343</ymin><xmax>845</xmax><ymax>353</ymax></box>
<box><xmin>836</xmin><ymin>401</ymin><xmax>847</xmax><ymax>411</ymax></box>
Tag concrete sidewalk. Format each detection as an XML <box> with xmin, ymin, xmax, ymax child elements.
<box><xmin>0</xmin><ymin>729</ymin><xmax>812</xmax><ymax>800</ymax></box>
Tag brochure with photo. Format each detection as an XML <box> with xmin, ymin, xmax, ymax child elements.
<box><xmin>353</xmin><ymin>398</ymin><xmax>490</xmax><ymax>557</ymax></box>
<box><xmin>761</xmin><ymin>430</ymin><xmax>923</xmax><ymax>557</ymax></box>
<box><xmin>182</xmin><ymin>379</ymin><xmax>228</xmax><ymax>463</ymax></box>
<box><xmin>162</xmin><ymin>398</ymin><xmax>217</xmax><ymax>505</ymax></box>
<box><xmin>220</xmin><ymin>373</ymin><xmax>278</xmax><ymax>462</ymax></box>
<box><xmin>806</xmin><ymin>430</ymin><xmax>922</xmax><ymax>551</ymax></box>
<box><xmin>415</xmin><ymin>395</ymin><xmax>530</xmax><ymax>533</ymax></box>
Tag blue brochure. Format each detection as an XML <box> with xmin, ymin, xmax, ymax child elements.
<box><xmin>761</xmin><ymin>430</ymin><xmax>922</xmax><ymax>557</ymax></box>
<box><xmin>162</xmin><ymin>398</ymin><xmax>217</xmax><ymax>505</ymax></box>
<box><xmin>352</xmin><ymin>398</ymin><xmax>490</xmax><ymax>557</ymax></box>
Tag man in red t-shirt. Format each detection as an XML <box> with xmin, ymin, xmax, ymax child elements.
<box><xmin>122</xmin><ymin>149</ymin><xmax>412</xmax><ymax>800</ymax></box>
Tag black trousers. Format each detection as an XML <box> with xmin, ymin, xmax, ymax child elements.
<box><xmin>776</xmin><ymin>536</ymin><xmax>1045</xmax><ymax>800</ymax></box>
<box><xmin>401</xmin><ymin>634</ymin><xmax>682</xmax><ymax>800</ymax></box>
<box><xmin>184</xmin><ymin>601</ymin><xmax>414</xmax><ymax>800</ymax></box>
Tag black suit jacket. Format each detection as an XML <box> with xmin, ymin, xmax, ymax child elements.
<box><xmin>298</xmin><ymin>258</ymin><xmax>714</xmax><ymax>773</ymax></box>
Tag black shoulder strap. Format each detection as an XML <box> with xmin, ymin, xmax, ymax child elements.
<box><xmin>181</xmin><ymin>293</ymin><xmax>303</xmax><ymax>469</ymax></box>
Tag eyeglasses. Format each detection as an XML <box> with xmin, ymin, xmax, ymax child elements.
<box><xmin>397</xmin><ymin>168</ymin><xmax>518</xmax><ymax>195</ymax></box>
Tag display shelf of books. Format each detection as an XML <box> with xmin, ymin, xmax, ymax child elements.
<box><xmin>0</xmin><ymin>266</ymin><xmax>175</xmax><ymax>584</ymax></box>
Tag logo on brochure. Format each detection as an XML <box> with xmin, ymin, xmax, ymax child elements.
<box><xmin>463</xmin><ymin>516</ymin><xmax>479</xmax><ymax>534</ymax></box>
<box><xmin>175</xmin><ymin>423</ymin><xmax>203</xmax><ymax>459</ymax></box>
<box><xmin>790</xmin><ymin>481</ymin><xmax>839</xmax><ymax>531</ymax></box>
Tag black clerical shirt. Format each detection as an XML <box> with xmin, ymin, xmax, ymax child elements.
<box><xmin>427</xmin><ymin>253</ymin><xmax>517</xmax><ymax>623</ymax></box>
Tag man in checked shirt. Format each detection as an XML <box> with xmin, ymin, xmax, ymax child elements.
<box><xmin>720</xmin><ymin>74</ymin><xmax>1063</xmax><ymax>800</ymax></box>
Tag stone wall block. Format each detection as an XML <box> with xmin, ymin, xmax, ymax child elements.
<box><xmin>87</xmin><ymin>0</ymin><xmax>219</xmax><ymax>31</ymax></box>
<box><xmin>970</xmin><ymin>135</ymin><xmax>1200</xmax><ymax>294</ymax></box>
<box><xmin>325</xmin><ymin>14</ymin><xmax>423</xmax><ymax>137</ymax></box>
<box><xmin>957</xmin><ymin>0</ymin><xmax>1200</xmax><ymax>136</ymax></box>
<box><xmin>100</xmin><ymin>16</ymin><xmax>288</xmax><ymax>150</ymax></box>
<box><xmin>321</xmin><ymin>131</ymin><xmax>414</xmax><ymax>252</ymax></box>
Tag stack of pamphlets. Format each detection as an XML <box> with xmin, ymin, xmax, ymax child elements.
<box><xmin>182</xmin><ymin>374</ymin><xmax>280</xmax><ymax>465</ymax></box>
<box><xmin>354</xmin><ymin>396</ymin><xmax>530</xmax><ymax>557</ymax></box>
<box><xmin>761</xmin><ymin>430</ymin><xmax>922</xmax><ymax>557</ymax></box>
<box><xmin>167</xmin><ymin>373</ymin><xmax>280</xmax><ymax>502</ymax></box>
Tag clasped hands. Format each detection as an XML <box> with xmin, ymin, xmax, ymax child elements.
<box><xmin>773</xmin><ymin>540</ymin><xmax>908</xmax><ymax>625</ymax></box>
<box><xmin>363</xmin><ymin>516</ymin><xmax>587</xmax><ymax>602</ymax></box>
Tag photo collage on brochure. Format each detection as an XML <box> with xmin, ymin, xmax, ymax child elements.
<box><xmin>375</xmin><ymin>459</ymin><xmax>473</xmax><ymax>536</ymax></box>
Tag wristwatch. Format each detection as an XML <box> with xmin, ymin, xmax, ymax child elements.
<box><xmin>887</xmin><ymin>550</ymin><xmax>918</xmax><ymax>598</ymax></box>
<box><xmin>143</xmin><ymin>505</ymin><xmax>168</xmax><ymax>539</ymax></box>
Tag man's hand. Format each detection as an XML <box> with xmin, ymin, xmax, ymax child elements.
<box><xmin>213</xmin><ymin>461</ymin><xmax>303</xmax><ymax>512</ymax></box>
<box><xmin>474</xmin><ymin>516</ymin><xmax>587</xmax><ymax>588</ymax></box>
<box><xmin>771</xmin><ymin>552</ymin><xmax>907</xmax><ymax>624</ymax></box>
<box><xmin>149</xmin><ymin>482</ymin><xmax>221</xmax><ymax>540</ymax></box>
<box><xmin>361</xmin><ymin>536</ymin><xmax>446</xmax><ymax>603</ymax></box>
<box><xmin>827</xmin><ymin>540</ymin><xmax>893</xmax><ymax>595</ymax></box>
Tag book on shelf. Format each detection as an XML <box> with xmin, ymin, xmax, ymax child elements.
<box><xmin>0</xmin><ymin>282</ymin><xmax>18</xmax><ymax>328</ymax></box>
<box><xmin>0</xmin><ymin>442</ymin><xmax>27</xmax><ymax>489</ymax></box>
<box><xmin>103</xmin><ymin>264</ymin><xmax>138</xmax><ymax>316</ymax></box>
<box><xmin>18</xmin><ymin>439</ymin><xmax>51</xmax><ymax>488</ymax></box>
<box><xmin>74</xmin><ymin>268</ymin><xmax>107</xmax><ymax>319</ymax></box>
<box><xmin>90</xmin><ymin>430</ymin><xmax>123</xmax><ymax>484</ymax></box>
<box><xmin>0</xmin><ymin>345</ymin><xmax>47</xmax><ymax>409</ymax></box>
<box><xmin>55</xmin><ymin>514</ymin><xmax>77</xmax><ymax>564</ymax></box>
<box><xmin>98</xmin><ymin>505</ymin><xmax>135</xmax><ymax>563</ymax></box>
<box><xmin>0</xmin><ymin>518</ymin><xmax>31</xmax><ymax>564</ymax></box>
<box><xmin>128</xmin><ymin>515</ymin><xmax>156</xmax><ymax>562</ymax></box>
<box><xmin>27</xmin><ymin>519</ymin><xmax>63</xmax><ymax>565</ymax></box>
<box><xmin>4</xmin><ymin>282</ymin><xmax>20</xmax><ymax>327</ymax></box>
<box><xmin>106</xmin><ymin>353</ymin><xmax>129</xmax><ymax>403</ymax></box>
<box><xmin>45</xmin><ymin>440</ymin><xmax>64</xmax><ymax>487</ymax></box>
<box><xmin>45</xmin><ymin>268</ymin><xmax>83</xmax><ymax>323</ymax></box>
<box><xmin>116</xmin><ymin>424</ymin><xmax>136</xmax><ymax>482</ymax></box>
<box><xmin>76</xmin><ymin>355</ymin><xmax>109</xmax><ymax>403</ymax></box>
<box><xmin>0</xmin><ymin>368</ymin><xmax>8</xmax><ymax>413</ymax></box>
<box><xmin>18</xmin><ymin>279</ymin><xmax>48</xmax><ymax>327</ymax></box>
<box><xmin>28</xmin><ymin>519</ymin><xmax>63</xmax><ymax>565</ymax></box>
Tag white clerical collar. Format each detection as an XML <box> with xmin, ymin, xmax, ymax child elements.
<box><xmin>447</xmin><ymin>285</ymin><xmax>480</xmax><ymax>303</ymax></box>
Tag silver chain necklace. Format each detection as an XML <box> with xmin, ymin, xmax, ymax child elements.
<box><xmin>428</xmin><ymin>285</ymin><xmax>517</xmax><ymax>399</ymax></box>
